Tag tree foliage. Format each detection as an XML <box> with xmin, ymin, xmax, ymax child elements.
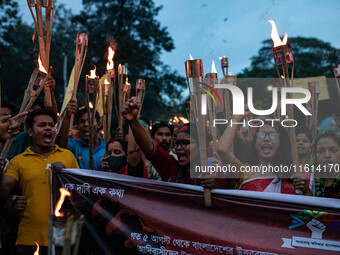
<box><xmin>0</xmin><ymin>0</ymin><xmax>186</xmax><ymax>120</ymax></box>
<box><xmin>237</xmin><ymin>37</ymin><xmax>340</xmax><ymax>121</ymax></box>
<box><xmin>72</xmin><ymin>0</ymin><xmax>186</xmax><ymax>119</ymax></box>
<box><xmin>239</xmin><ymin>37</ymin><xmax>339</xmax><ymax>78</ymax></box>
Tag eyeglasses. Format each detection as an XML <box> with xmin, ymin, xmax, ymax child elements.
<box><xmin>173</xmin><ymin>139</ymin><xmax>190</xmax><ymax>149</ymax></box>
<box><xmin>256</xmin><ymin>132</ymin><xmax>279</xmax><ymax>140</ymax></box>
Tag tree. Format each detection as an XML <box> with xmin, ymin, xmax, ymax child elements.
<box><xmin>239</xmin><ymin>37</ymin><xmax>339</xmax><ymax>78</ymax></box>
<box><xmin>0</xmin><ymin>0</ymin><xmax>36</xmax><ymax>108</ymax></box>
<box><xmin>72</xmin><ymin>0</ymin><xmax>187</xmax><ymax>120</ymax></box>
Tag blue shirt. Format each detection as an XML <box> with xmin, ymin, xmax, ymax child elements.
<box><xmin>68</xmin><ymin>137</ymin><xmax>105</xmax><ymax>170</ymax></box>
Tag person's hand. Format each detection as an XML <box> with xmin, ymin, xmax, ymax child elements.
<box><xmin>292</xmin><ymin>173</ymin><xmax>310</xmax><ymax>193</ymax></box>
<box><xmin>232</xmin><ymin>104</ymin><xmax>251</xmax><ymax>122</ymax></box>
<box><xmin>12</xmin><ymin>195</ymin><xmax>27</xmax><ymax>212</ymax></box>
<box><xmin>101</xmin><ymin>155</ymin><xmax>110</xmax><ymax>171</ymax></box>
<box><xmin>0</xmin><ymin>112</ymin><xmax>28</xmax><ymax>142</ymax></box>
<box><xmin>50</xmin><ymin>161</ymin><xmax>66</xmax><ymax>172</ymax></box>
<box><xmin>121</xmin><ymin>97</ymin><xmax>140</xmax><ymax>121</ymax></box>
<box><xmin>45</xmin><ymin>76</ymin><xmax>56</xmax><ymax>90</ymax></box>
<box><xmin>200</xmin><ymin>178</ymin><xmax>220</xmax><ymax>189</ymax></box>
<box><xmin>0</xmin><ymin>156</ymin><xmax>7</xmax><ymax>173</ymax></box>
<box><xmin>66</xmin><ymin>98</ymin><xmax>78</xmax><ymax>118</ymax></box>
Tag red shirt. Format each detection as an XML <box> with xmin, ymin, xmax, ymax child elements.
<box><xmin>145</xmin><ymin>140</ymin><xmax>228</xmax><ymax>188</ymax></box>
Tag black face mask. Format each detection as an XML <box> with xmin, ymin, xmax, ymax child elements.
<box><xmin>107</xmin><ymin>155</ymin><xmax>127</xmax><ymax>172</ymax></box>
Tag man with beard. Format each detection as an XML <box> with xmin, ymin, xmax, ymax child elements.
<box><xmin>151</xmin><ymin>121</ymin><xmax>173</xmax><ymax>153</ymax></box>
<box><xmin>0</xmin><ymin>109</ymin><xmax>79</xmax><ymax>255</ymax></box>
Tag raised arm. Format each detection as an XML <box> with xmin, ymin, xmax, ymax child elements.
<box><xmin>45</xmin><ymin>76</ymin><xmax>58</xmax><ymax>116</ymax></box>
<box><xmin>121</xmin><ymin>97</ymin><xmax>153</xmax><ymax>153</ymax></box>
<box><xmin>56</xmin><ymin>98</ymin><xmax>77</xmax><ymax>148</ymax></box>
<box><xmin>217</xmin><ymin>105</ymin><xmax>249</xmax><ymax>164</ymax></box>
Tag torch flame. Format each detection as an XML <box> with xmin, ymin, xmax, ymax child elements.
<box><xmin>89</xmin><ymin>102</ymin><xmax>94</xmax><ymax>109</ymax></box>
<box><xmin>179</xmin><ymin>117</ymin><xmax>189</xmax><ymax>124</ymax></box>
<box><xmin>267</xmin><ymin>20</ymin><xmax>288</xmax><ymax>47</ymax></box>
<box><xmin>38</xmin><ymin>56</ymin><xmax>48</xmax><ymax>74</ymax></box>
<box><xmin>104</xmin><ymin>78</ymin><xmax>110</xmax><ymax>85</ymax></box>
<box><xmin>211</xmin><ymin>59</ymin><xmax>217</xmax><ymax>73</ymax></box>
<box><xmin>219</xmin><ymin>56</ymin><xmax>226</xmax><ymax>60</ymax></box>
<box><xmin>106</xmin><ymin>47</ymin><xmax>115</xmax><ymax>70</ymax></box>
<box><xmin>54</xmin><ymin>188</ymin><xmax>71</xmax><ymax>217</ymax></box>
<box><xmin>32</xmin><ymin>32</ymin><xmax>36</xmax><ymax>43</ymax></box>
<box><xmin>89</xmin><ymin>66</ymin><xmax>97</xmax><ymax>78</ymax></box>
<box><xmin>189</xmin><ymin>54</ymin><xmax>194</xmax><ymax>60</ymax></box>
<box><xmin>173</xmin><ymin>116</ymin><xmax>179</xmax><ymax>124</ymax></box>
<box><xmin>229</xmin><ymin>72</ymin><xmax>232</xmax><ymax>76</ymax></box>
<box><xmin>34</xmin><ymin>242</ymin><xmax>39</xmax><ymax>255</ymax></box>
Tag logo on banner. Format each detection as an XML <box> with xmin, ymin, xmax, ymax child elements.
<box><xmin>281</xmin><ymin>209</ymin><xmax>340</xmax><ymax>252</ymax></box>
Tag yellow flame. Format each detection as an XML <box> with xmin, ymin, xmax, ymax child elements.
<box><xmin>104</xmin><ymin>78</ymin><xmax>110</xmax><ymax>85</ymax></box>
<box><xmin>267</xmin><ymin>20</ymin><xmax>288</xmax><ymax>47</ymax></box>
<box><xmin>179</xmin><ymin>117</ymin><xmax>189</xmax><ymax>124</ymax></box>
<box><xmin>189</xmin><ymin>54</ymin><xmax>194</xmax><ymax>60</ymax></box>
<box><xmin>173</xmin><ymin>116</ymin><xmax>179</xmax><ymax>123</ymax></box>
<box><xmin>54</xmin><ymin>188</ymin><xmax>71</xmax><ymax>217</ymax></box>
<box><xmin>219</xmin><ymin>56</ymin><xmax>226</xmax><ymax>60</ymax></box>
<box><xmin>38</xmin><ymin>56</ymin><xmax>48</xmax><ymax>74</ymax></box>
<box><xmin>106</xmin><ymin>47</ymin><xmax>115</xmax><ymax>70</ymax></box>
<box><xmin>57</xmin><ymin>112</ymin><xmax>60</xmax><ymax>117</ymax></box>
<box><xmin>89</xmin><ymin>102</ymin><xmax>94</xmax><ymax>109</ymax></box>
<box><xmin>34</xmin><ymin>242</ymin><xmax>39</xmax><ymax>255</ymax></box>
<box><xmin>281</xmin><ymin>75</ymin><xmax>284</xmax><ymax>78</ymax></box>
<box><xmin>211</xmin><ymin>59</ymin><xmax>217</xmax><ymax>73</ymax></box>
<box><xmin>89</xmin><ymin>66</ymin><xmax>97</xmax><ymax>79</ymax></box>
<box><xmin>229</xmin><ymin>71</ymin><xmax>232</xmax><ymax>76</ymax></box>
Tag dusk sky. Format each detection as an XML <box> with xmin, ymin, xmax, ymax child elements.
<box><xmin>18</xmin><ymin>0</ymin><xmax>340</xmax><ymax>78</ymax></box>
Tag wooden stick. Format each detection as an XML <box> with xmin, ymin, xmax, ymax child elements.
<box><xmin>62</xmin><ymin>216</ymin><xmax>73</xmax><ymax>255</ymax></box>
<box><xmin>334</xmin><ymin>68</ymin><xmax>340</xmax><ymax>99</ymax></box>
<box><xmin>68</xmin><ymin>33</ymin><xmax>88</xmax><ymax>134</ymax></box>
<box><xmin>47</xmin><ymin>215</ymin><xmax>53</xmax><ymax>255</ymax></box>
<box><xmin>185</xmin><ymin>60</ymin><xmax>211</xmax><ymax>206</ymax></box>
<box><xmin>0</xmin><ymin>81</ymin><xmax>2</xmax><ymax>118</ymax></box>
<box><xmin>136</xmin><ymin>79</ymin><xmax>146</xmax><ymax>115</ymax></box>
<box><xmin>117</xmin><ymin>65</ymin><xmax>127</xmax><ymax>131</ymax></box>
<box><xmin>72</xmin><ymin>215</ymin><xmax>84</xmax><ymax>255</ymax></box>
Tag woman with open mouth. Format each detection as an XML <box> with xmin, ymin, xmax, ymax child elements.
<box><xmin>217</xmin><ymin>109</ymin><xmax>312</xmax><ymax>195</ymax></box>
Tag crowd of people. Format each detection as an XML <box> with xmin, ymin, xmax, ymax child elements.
<box><xmin>0</xmin><ymin>76</ymin><xmax>339</xmax><ymax>254</ymax></box>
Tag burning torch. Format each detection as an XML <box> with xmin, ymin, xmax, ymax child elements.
<box><xmin>185</xmin><ymin>55</ymin><xmax>212</xmax><ymax>207</ymax></box>
<box><xmin>267</xmin><ymin>20</ymin><xmax>298</xmax><ymax>165</ymax></box>
<box><xmin>85</xmin><ymin>66</ymin><xmax>99</xmax><ymax>170</ymax></box>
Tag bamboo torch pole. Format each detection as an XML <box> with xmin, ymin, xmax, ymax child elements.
<box><xmin>185</xmin><ymin>57</ymin><xmax>211</xmax><ymax>207</ymax></box>
<box><xmin>27</xmin><ymin>0</ymin><xmax>54</xmax><ymax>107</ymax></box>
<box><xmin>1</xmin><ymin>61</ymin><xmax>50</xmax><ymax>159</ymax></box>
<box><xmin>268</xmin><ymin>20</ymin><xmax>298</xmax><ymax>166</ymax></box>
<box><xmin>334</xmin><ymin>64</ymin><xmax>340</xmax><ymax>99</ymax></box>
<box><xmin>105</xmin><ymin>47</ymin><xmax>115</xmax><ymax>143</ymax></box>
<box><xmin>136</xmin><ymin>79</ymin><xmax>146</xmax><ymax>115</ymax></box>
<box><xmin>117</xmin><ymin>65</ymin><xmax>128</xmax><ymax>131</ymax></box>
<box><xmin>204</xmin><ymin>60</ymin><xmax>219</xmax><ymax>155</ymax></box>
<box><xmin>67</xmin><ymin>33</ymin><xmax>88</xmax><ymax>134</ymax></box>
<box><xmin>85</xmin><ymin>67</ymin><xmax>99</xmax><ymax>170</ymax></box>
